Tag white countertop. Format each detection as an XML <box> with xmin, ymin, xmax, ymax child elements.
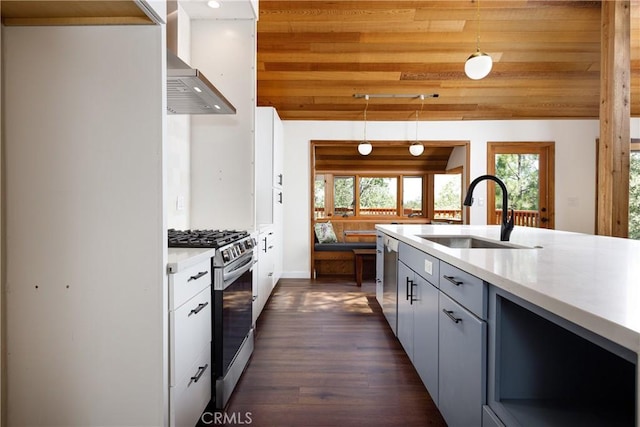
<box><xmin>376</xmin><ymin>224</ymin><xmax>640</xmax><ymax>354</ymax></box>
<box><xmin>167</xmin><ymin>247</ymin><xmax>216</xmax><ymax>273</ymax></box>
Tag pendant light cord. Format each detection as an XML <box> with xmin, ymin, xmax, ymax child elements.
<box><xmin>475</xmin><ymin>0</ymin><xmax>481</xmax><ymax>51</ymax></box>
<box><xmin>415</xmin><ymin>95</ymin><xmax>425</xmax><ymax>142</ymax></box>
<box><xmin>363</xmin><ymin>95</ymin><xmax>369</xmax><ymax>141</ymax></box>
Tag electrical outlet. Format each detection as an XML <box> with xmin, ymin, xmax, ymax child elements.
<box><xmin>176</xmin><ymin>195</ymin><xmax>186</xmax><ymax>211</ymax></box>
<box><xmin>424</xmin><ymin>259</ymin><xmax>433</xmax><ymax>275</ymax></box>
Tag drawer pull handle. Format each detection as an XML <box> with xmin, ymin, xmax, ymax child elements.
<box><xmin>190</xmin><ymin>364</ymin><xmax>208</xmax><ymax>385</ymax></box>
<box><xmin>443</xmin><ymin>309</ymin><xmax>462</xmax><ymax>323</ymax></box>
<box><xmin>189</xmin><ymin>302</ymin><xmax>209</xmax><ymax>316</ymax></box>
<box><xmin>443</xmin><ymin>275</ymin><xmax>463</xmax><ymax>286</ymax></box>
<box><xmin>188</xmin><ymin>271</ymin><xmax>208</xmax><ymax>282</ymax></box>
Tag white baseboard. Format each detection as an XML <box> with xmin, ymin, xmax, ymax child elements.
<box><xmin>280</xmin><ymin>271</ymin><xmax>311</xmax><ymax>279</ymax></box>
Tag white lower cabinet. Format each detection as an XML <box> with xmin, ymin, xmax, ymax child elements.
<box><xmin>255</xmin><ymin>226</ymin><xmax>275</xmax><ymax>323</ymax></box>
<box><xmin>375</xmin><ymin>232</ymin><xmax>384</xmax><ymax>305</ymax></box>
<box><xmin>392</xmin><ymin>238</ymin><xmax>488</xmax><ymax>427</ymax></box>
<box><xmin>170</xmin><ymin>287</ymin><xmax>212</xmax><ymax>386</ymax></box>
<box><xmin>397</xmin><ymin>260</ymin><xmax>439</xmax><ymax>404</ymax></box>
<box><xmin>438</xmin><ymin>292</ymin><xmax>487</xmax><ymax>427</ymax></box>
<box><xmin>170</xmin><ymin>345</ymin><xmax>212</xmax><ymax>427</ymax></box>
<box><xmin>168</xmin><ymin>257</ymin><xmax>212</xmax><ymax>427</ymax></box>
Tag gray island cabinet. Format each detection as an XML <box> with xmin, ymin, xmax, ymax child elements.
<box><xmin>376</xmin><ymin>224</ymin><xmax>639</xmax><ymax>427</ymax></box>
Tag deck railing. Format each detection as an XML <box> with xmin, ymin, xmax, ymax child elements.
<box><xmin>493</xmin><ymin>209</ymin><xmax>540</xmax><ymax>227</ymax></box>
<box><xmin>316</xmin><ymin>207</ymin><xmax>540</xmax><ymax>226</ymax></box>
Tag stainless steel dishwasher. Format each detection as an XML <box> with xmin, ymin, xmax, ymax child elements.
<box><xmin>382</xmin><ymin>235</ymin><xmax>399</xmax><ymax>335</ymax></box>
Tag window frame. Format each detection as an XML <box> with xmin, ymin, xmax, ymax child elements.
<box><xmin>315</xmin><ymin>172</ymin><xmax>428</xmax><ymax>219</ymax></box>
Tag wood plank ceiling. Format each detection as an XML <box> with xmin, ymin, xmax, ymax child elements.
<box><xmin>0</xmin><ymin>1</ymin><xmax>155</xmax><ymax>26</ymax></box>
<box><xmin>314</xmin><ymin>141</ymin><xmax>455</xmax><ymax>173</ymax></box>
<box><xmin>257</xmin><ymin>0</ymin><xmax>640</xmax><ymax>121</ymax></box>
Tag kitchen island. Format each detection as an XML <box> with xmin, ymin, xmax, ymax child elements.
<box><xmin>376</xmin><ymin>224</ymin><xmax>639</xmax><ymax>427</ymax></box>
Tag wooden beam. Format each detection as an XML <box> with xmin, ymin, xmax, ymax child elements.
<box><xmin>598</xmin><ymin>0</ymin><xmax>631</xmax><ymax>237</ymax></box>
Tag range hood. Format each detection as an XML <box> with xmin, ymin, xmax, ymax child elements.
<box><xmin>166</xmin><ymin>2</ymin><xmax>236</xmax><ymax>115</ymax></box>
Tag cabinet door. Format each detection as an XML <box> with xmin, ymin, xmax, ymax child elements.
<box><xmin>397</xmin><ymin>261</ymin><xmax>415</xmax><ymax>359</ymax></box>
<box><xmin>412</xmin><ymin>275</ymin><xmax>439</xmax><ymax>405</ymax></box>
<box><xmin>272</xmin><ymin>188</ymin><xmax>283</xmax><ymax>282</ymax></box>
<box><xmin>272</xmin><ymin>108</ymin><xmax>283</xmax><ymax>188</ymax></box>
<box><xmin>438</xmin><ymin>292</ymin><xmax>486</xmax><ymax>427</ymax></box>
<box><xmin>375</xmin><ymin>233</ymin><xmax>384</xmax><ymax>305</ymax></box>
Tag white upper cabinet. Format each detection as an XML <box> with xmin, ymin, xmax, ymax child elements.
<box><xmin>256</xmin><ymin>106</ymin><xmax>284</xmax><ymax>225</ymax></box>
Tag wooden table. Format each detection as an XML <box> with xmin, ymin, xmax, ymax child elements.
<box><xmin>352</xmin><ymin>248</ymin><xmax>377</xmax><ymax>286</ymax></box>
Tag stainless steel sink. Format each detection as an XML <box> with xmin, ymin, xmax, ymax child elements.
<box><xmin>418</xmin><ymin>235</ymin><xmax>532</xmax><ymax>249</ymax></box>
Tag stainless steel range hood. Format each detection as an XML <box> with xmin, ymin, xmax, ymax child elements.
<box><xmin>166</xmin><ymin>1</ymin><xmax>236</xmax><ymax>115</ymax></box>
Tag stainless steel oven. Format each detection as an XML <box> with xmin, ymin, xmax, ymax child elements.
<box><xmin>212</xmin><ymin>243</ymin><xmax>255</xmax><ymax>409</ymax></box>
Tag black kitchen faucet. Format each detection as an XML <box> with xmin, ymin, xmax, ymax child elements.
<box><xmin>463</xmin><ymin>175</ymin><xmax>515</xmax><ymax>242</ymax></box>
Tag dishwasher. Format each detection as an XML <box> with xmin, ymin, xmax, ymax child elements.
<box><xmin>382</xmin><ymin>235</ymin><xmax>399</xmax><ymax>335</ymax></box>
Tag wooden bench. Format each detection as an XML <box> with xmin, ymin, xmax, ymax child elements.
<box><xmin>311</xmin><ymin>218</ymin><xmax>430</xmax><ymax>278</ymax></box>
<box><xmin>353</xmin><ymin>248</ymin><xmax>377</xmax><ymax>286</ymax></box>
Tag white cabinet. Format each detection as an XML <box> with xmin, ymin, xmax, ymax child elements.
<box><xmin>168</xmin><ymin>258</ymin><xmax>212</xmax><ymax>427</ymax></box>
<box><xmin>397</xmin><ymin>259</ymin><xmax>439</xmax><ymax>404</ymax></box>
<box><xmin>438</xmin><ymin>292</ymin><xmax>486</xmax><ymax>427</ymax></box>
<box><xmin>376</xmin><ymin>232</ymin><xmax>384</xmax><ymax>305</ymax></box>
<box><xmin>255</xmin><ymin>226</ymin><xmax>276</xmax><ymax>322</ymax></box>
<box><xmin>256</xmin><ymin>106</ymin><xmax>284</xmax><ymax>285</ymax></box>
<box><xmin>256</xmin><ymin>106</ymin><xmax>284</xmax><ymax>225</ymax></box>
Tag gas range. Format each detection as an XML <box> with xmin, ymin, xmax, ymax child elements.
<box><xmin>167</xmin><ymin>229</ymin><xmax>255</xmax><ymax>266</ymax></box>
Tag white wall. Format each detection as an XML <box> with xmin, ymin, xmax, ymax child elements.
<box><xmin>189</xmin><ymin>18</ymin><xmax>256</xmax><ymax>230</ymax></box>
<box><xmin>3</xmin><ymin>25</ymin><xmax>166</xmax><ymax>425</ymax></box>
<box><xmin>282</xmin><ymin>119</ymin><xmax>640</xmax><ymax>278</ymax></box>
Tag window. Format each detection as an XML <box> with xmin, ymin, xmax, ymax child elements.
<box><xmin>359</xmin><ymin>177</ymin><xmax>397</xmax><ymax>215</ymax></box>
<box><xmin>433</xmin><ymin>172</ymin><xmax>462</xmax><ymax>220</ymax></box>
<box><xmin>403</xmin><ymin>176</ymin><xmax>423</xmax><ymax>216</ymax></box>
<box><xmin>314</xmin><ymin>174</ymin><xmax>326</xmax><ymax>219</ymax></box>
<box><xmin>314</xmin><ymin>173</ymin><xmax>426</xmax><ymax>218</ymax></box>
<box><xmin>334</xmin><ymin>176</ymin><xmax>355</xmax><ymax>216</ymax></box>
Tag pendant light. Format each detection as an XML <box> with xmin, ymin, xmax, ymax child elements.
<box><xmin>358</xmin><ymin>95</ymin><xmax>372</xmax><ymax>155</ymax></box>
<box><xmin>409</xmin><ymin>96</ymin><xmax>425</xmax><ymax>157</ymax></box>
<box><xmin>465</xmin><ymin>0</ymin><xmax>492</xmax><ymax>80</ymax></box>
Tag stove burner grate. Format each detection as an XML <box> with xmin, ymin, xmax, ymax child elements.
<box><xmin>168</xmin><ymin>229</ymin><xmax>249</xmax><ymax>249</ymax></box>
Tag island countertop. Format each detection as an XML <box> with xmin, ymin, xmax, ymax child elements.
<box><xmin>375</xmin><ymin>224</ymin><xmax>640</xmax><ymax>355</ymax></box>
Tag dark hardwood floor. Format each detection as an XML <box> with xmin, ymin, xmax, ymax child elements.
<box><xmin>203</xmin><ymin>277</ymin><xmax>447</xmax><ymax>427</ymax></box>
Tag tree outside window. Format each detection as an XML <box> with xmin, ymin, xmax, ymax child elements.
<box><xmin>359</xmin><ymin>177</ymin><xmax>397</xmax><ymax>215</ymax></box>
<box><xmin>630</xmin><ymin>151</ymin><xmax>640</xmax><ymax>239</ymax></box>
<box><xmin>434</xmin><ymin>173</ymin><xmax>462</xmax><ymax>220</ymax></box>
<box><xmin>334</xmin><ymin>176</ymin><xmax>355</xmax><ymax>216</ymax></box>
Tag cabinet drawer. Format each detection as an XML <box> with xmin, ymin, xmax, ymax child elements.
<box><xmin>439</xmin><ymin>262</ymin><xmax>487</xmax><ymax>319</ymax></box>
<box><xmin>398</xmin><ymin>242</ymin><xmax>439</xmax><ymax>286</ymax></box>
<box><xmin>170</xmin><ymin>345</ymin><xmax>211</xmax><ymax>427</ymax></box>
<box><xmin>169</xmin><ymin>259</ymin><xmax>211</xmax><ymax>310</ymax></box>
<box><xmin>170</xmin><ymin>287</ymin><xmax>212</xmax><ymax>387</ymax></box>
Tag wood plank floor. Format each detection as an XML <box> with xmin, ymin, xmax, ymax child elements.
<box><xmin>202</xmin><ymin>277</ymin><xmax>447</xmax><ymax>427</ymax></box>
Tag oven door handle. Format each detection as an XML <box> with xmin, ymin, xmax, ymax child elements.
<box><xmin>222</xmin><ymin>256</ymin><xmax>254</xmax><ymax>287</ymax></box>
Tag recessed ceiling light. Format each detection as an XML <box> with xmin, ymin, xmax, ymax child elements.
<box><xmin>207</xmin><ymin>0</ymin><xmax>221</xmax><ymax>9</ymax></box>
<box><xmin>193</xmin><ymin>86</ymin><xmax>202</xmax><ymax>93</ymax></box>
<box><xmin>214</xmin><ymin>104</ymin><xmax>221</xmax><ymax>110</ymax></box>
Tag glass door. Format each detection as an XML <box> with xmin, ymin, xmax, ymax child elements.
<box><xmin>487</xmin><ymin>142</ymin><xmax>555</xmax><ymax>229</ymax></box>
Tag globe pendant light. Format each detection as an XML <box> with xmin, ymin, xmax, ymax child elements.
<box><xmin>409</xmin><ymin>96</ymin><xmax>425</xmax><ymax>156</ymax></box>
<box><xmin>465</xmin><ymin>0</ymin><xmax>492</xmax><ymax>80</ymax></box>
<box><xmin>358</xmin><ymin>95</ymin><xmax>372</xmax><ymax>155</ymax></box>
